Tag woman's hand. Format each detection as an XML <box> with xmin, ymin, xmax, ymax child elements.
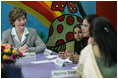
<box><xmin>78</xmin><ymin>74</ymin><xmax>82</xmax><ymax>78</ymax></box>
<box><xmin>18</xmin><ymin>44</ymin><xmax>29</xmax><ymax>53</ymax></box>
<box><xmin>58</xmin><ymin>51</ymin><xmax>66</xmax><ymax>59</ymax></box>
<box><xmin>6</xmin><ymin>43</ymin><xmax>12</xmax><ymax>49</ymax></box>
<box><xmin>70</xmin><ymin>52</ymin><xmax>80</xmax><ymax>64</ymax></box>
<box><xmin>58</xmin><ymin>51</ymin><xmax>71</xmax><ymax>59</ymax></box>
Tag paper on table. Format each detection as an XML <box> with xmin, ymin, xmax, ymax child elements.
<box><xmin>52</xmin><ymin>57</ymin><xmax>72</xmax><ymax>63</ymax></box>
<box><xmin>22</xmin><ymin>52</ymin><xmax>36</xmax><ymax>59</ymax></box>
<box><xmin>22</xmin><ymin>53</ymin><xmax>30</xmax><ymax>58</ymax></box>
<box><xmin>44</xmin><ymin>49</ymin><xmax>53</xmax><ymax>55</ymax></box>
<box><xmin>31</xmin><ymin>60</ymin><xmax>53</xmax><ymax>64</ymax></box>
<box><xmin>46</xmin><ymin>55</ymin><xmax>58</xmax><ymax>58</ymax></box>
<box><xmin>52</xmin><ymin>69</ymin><xmax>77</xmax><ymax>78</ymax></box>
<box><xmin>28</xmin><ymin>52</ymin><xmax>36</xmax><ymax>58</ymax></box>
<box><xmin>64</xmin><ymin>57</ymin><xmax>72</xmax><ymax>63</ymax></box>
<box><xmin>72</xmin><ymin>65</ymin><xmax>78</xmax><ymax>70</ymax></box>
<box><xmin>51</xmin><ymin>57</ymin><xmax>72</xmax><ymax>66</ymax></box>
<box><xmin>51</xmin><ymin>58</ymin><xmax>66</xmax><ymax>66</ymax></box>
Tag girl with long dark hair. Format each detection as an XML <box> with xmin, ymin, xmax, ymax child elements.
<box><xmin>58</xmin><ymin>24</ymin><xmax>87</xmax><ymax>63</ymax></box>
<box><xmin>77</xmin><ymin>17</ymin><xmax>117</xmax><ymax>78</ymax></box>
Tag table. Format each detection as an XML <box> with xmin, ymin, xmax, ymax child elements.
<box><xmin>15</xmin><ymin>53</ymin><xmax>78</xmax><ymax>78</ymax></box>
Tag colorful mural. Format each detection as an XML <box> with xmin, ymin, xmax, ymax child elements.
<box><xmin>2</xmin><ymin>1</ymin><xmax>116</xmax><ymax>52</ymax></box>
<box><xmin>1</xmin><ymin>1</ymin><xmax>96</xmax><ymax>44</ymax></box>
<box><xmin>46</xmin><ymin>1</ymin><xmax>85</xmax><ymax>52</ymax></box>
<box><xmin>46</xmin><ymin>14</ymin><xmax>82</xmax><ymax>52</ymax></box>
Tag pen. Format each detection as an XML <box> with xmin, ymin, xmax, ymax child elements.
<box><xmin>64</xmin><ymin>50</ymin><xmax>72</xmax><ymax>54</ymax></box>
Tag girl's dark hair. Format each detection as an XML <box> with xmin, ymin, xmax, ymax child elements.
<box><xmin>84</xmin><ymin>14</ymin><xmax>99</xmax><ymax>24</ymax></box>
<box><xmin>73</xmin><ymin>23</ymin><xmax>88</xmax><ymax>54</ymax></box>
<box><xmin>73</xmin><ymin>24</ymin><xmax>82</xmax><ymax>31</ymax></box>
<box><xmin>90</xmin><ymin>17</ymin><xmax>117</xmax><ymax>66</ymax></box>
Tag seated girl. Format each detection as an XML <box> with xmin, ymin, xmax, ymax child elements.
<box><xmin>58</xmin><ymin>24</ymin><xmax>88</xmax><ymax>63</ymax></box>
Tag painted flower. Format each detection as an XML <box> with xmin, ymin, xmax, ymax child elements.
<box><xmin>51</xmin><ymin>1</ymin><xmax>77</xmax><ymax>13</ymax></box>
<box><xmin>3</xmin><ymin>55</ymin><xmax>8</xmax><ymax>60</ymax></box>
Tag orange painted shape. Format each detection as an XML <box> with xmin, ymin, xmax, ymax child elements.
<box><xmin>20</xmin><ymin>1</ymin><xmax>56</xmax><ymax>22</ymax></box>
